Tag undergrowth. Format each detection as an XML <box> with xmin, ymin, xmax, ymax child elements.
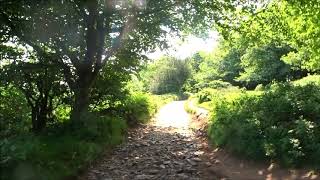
<box><xmin>193</xmin><ymin>76</ymin><xmax>320</xmax><ymax>167</ymax></box>
<box><xmin>0</xmin><ymin>91</ymin><xmax>172</xmax><ymax>180</ymax></box>
<box><xmin>0</xmin><ymin>114</ymin><xmax>127</xmax><ymax>180</ymax></box>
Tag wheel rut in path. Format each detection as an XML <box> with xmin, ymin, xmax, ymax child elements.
<box><xmin>79</xmin><ymin>101</ymin><xmax>220</xmax><ymax>180</ymax></box>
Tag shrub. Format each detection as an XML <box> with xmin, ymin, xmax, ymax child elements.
<box><xmin>73</xmin><ymin>112</ymin><xmax>127</xmax><ymax>143</ymax></box>
<box><xmin>194</xmin><ymin>80</ymin><xmax>232</xmax><ymax>91</ymax></box>
<box><xmin>196</xmin><ymin>87</ymin><xmax>242</xmax><ymax>104</ymax></box>
<box><xmin>120</xmin><ymin>92</ymin><xmax>179</xmax><ymax>126</ymax></box>
<box><xmin>255</xmin><ymin>84</ymin><xmax>265</xmax><ymax>91</ymax></box>
<box><xmin>121</xmin><ymin>92</ymin><xmax>157</xmax><ymax>125</ymax></box>
<box><xmin>197</xmin><ymin>88</ymin><xmax>214</xmax><ymax>103</ymax></box>
<box><xmin>0</xmin><ymin>113</ymin><xmax>126</xmax><ymax>180</ymax></box>
<box><xmin>0</xmin><ymin>86</ymin><xmax>30</xmax><ymax>137</ymax></box>
<box><xmin>293</xmin><ymin>74</ymin><xmax>320</xmax><ymax>86</ymax></box>
<box><xmin>184</xmin><ymin>98</ymin><xmax>198</xmax><ymax>114</ymax></box>
<box><xmin>151</xmin><ymin>93</ymin><xmax>179</xmax><ymax>107</ymax></box>
<box><xmin>208</xmin><ymin>82</ymin><xmax>320</xmax><ymax>167</ymax></box>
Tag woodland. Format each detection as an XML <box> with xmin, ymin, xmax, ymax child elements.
<box><xmin>0</xmin><ymin>0</ymin><xmax>319</xmax><ymax>179</ymax></box>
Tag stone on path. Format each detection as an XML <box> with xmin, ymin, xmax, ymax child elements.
<box><xmin>79</xmin><ymin>101</ymin><xmax>219</xmax><ymax>180</ymax></box>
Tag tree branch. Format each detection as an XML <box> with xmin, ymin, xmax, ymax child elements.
<box><xmin>0</xmin><ymin>12</ymin><xmax>76</xmax><ymax>91</ymax></box>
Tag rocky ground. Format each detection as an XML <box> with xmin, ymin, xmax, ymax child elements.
<box><xmin>79</xmin><ymin>101</ymin><xmax>218</xmax><ymax>180</ymax></box>
<box><xmin>81</xmin><ymin>125</ymin><xmax>217</xmax><ymax>180</ymax></box>
<box><xmin>79</xmin><ymin>101</ymin><xmax>319</xmax><ymax>180</ymax></box>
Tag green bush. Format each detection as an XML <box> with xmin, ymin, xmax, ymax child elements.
<box><xmin>293</xmin><ymin>74</ymin><xmax>320</xmax><ymax>86</ymax></box>
<box><xmin>208</xmin><ymin>82</ymin><xmax>320</xmax><ymax>167</ymax></box>
<box><xmin>196</xmin><ymin>87</ymin><xmax>242</xmax><ymax>104</ymax></box>
<box><xmin>255</xmin><ymin>84</ymin><xmax>265</xmax><ymax>91</ymax></box>
<box><xmin>72</xmin><ymin>112</ymin><xmax>127</xmax><ymax>143</ymax></box>
<box><xmin>0</xmin><ymin>86</ymin><xmax>30</xmax><ymax>137</ymax></box>
<box><xmin>194</xmin><ymin>80</ymin><xmax>232</xmax><ymax>92</ymax></box>
<box><xmin>184</xmin><ymin>98</ymin><xmax>198</xmax><ymax>114</ymax></box>
<box><xmin>0</xmin><ymin>89</ymin><xmax>162</xmax><ymax>180</ymax></box>
<box><xmin>197</xmin><ymin>89</ymin><xmax>214</xmax><ymax>103</ymax></box>
<box><xmin>121</xmin><ymin>92</ymin><xmax>157</xmax><ymax>125</ymax></box>
<box><xmin>151</xmin><ymin>93</ymin><xmax>179</xmax><ymax>107</ymax></box>
<box><xmin>119</xmin><ymin>92</ymin><xmax>178</xmax><ymax>126</ymax></box>
<box><xmin>0</xmin><ymin>113</ymin><xmax>126</xmax><ymax>180</ymax></box>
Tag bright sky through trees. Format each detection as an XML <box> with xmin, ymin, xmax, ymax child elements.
<box><xmin>147</xmin><ymin>31</ymin><xmax>220</xmax><ymax>59</ymax></box>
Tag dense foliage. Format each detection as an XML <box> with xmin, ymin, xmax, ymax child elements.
<box><xmin>0</xmin><ymin>114</ymin><xmax>127</xmax><ymax>180</ymax></box>
<box><xmin>206</xmin><ymin>79</ymin><xmax>320</xmax><ymax>167</ymax></box>
<box><xmin>140</xmin><ymin>57</ymin><xmax>191</xmax><ymax>94</ymax></box>
<box><xmin>0</xmin><ymin>0</ymin><xmax>241</xmax><ymax>125</ymax></box>
<box><xmin>0</xmin><ymin>87</ymin><xmax>176</xmax><ymax>179</ymax></box>
<box><xmin>1</xmin><ymin>0</ymin><xmax>320</xmax><ymax>178</ymax></box>
<box><xmin>189</xmin><ymin>75</ymin><xmax>320</xmax><ymax>167</ymax></box>
<box><xmin>182</xmin><ymin>0</ymin><xmax>319</xmax><ymax>92</ymax></box>
<box><xmin>182</xmin><ymin>0</ymin><xmax>320</xmax><ymax>168</ymax></box>
<box><xmin>2</xmin><ymin>0</ymin><xmax>233</xmax><ymax>178</ymax></box>
<box><xmin>0</xmin><ymin>86</ymin><xmax>30</xmax><ymax>137</ymax></box>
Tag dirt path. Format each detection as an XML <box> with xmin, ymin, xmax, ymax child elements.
<box><xmin>79</xmin><ymin>101</ymin><xmax>319</xmax><ymax>180</ymax></box>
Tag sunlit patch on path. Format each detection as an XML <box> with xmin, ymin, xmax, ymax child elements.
<box><xmin>153</xmin><ymin>101</ymin><xmax>191</xmax><ymax>133</ymax></box>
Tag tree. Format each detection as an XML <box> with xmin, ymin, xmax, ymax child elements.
<box><xmin>223</xmin><ymin>0</ymin><xmax>320</xmax><ymax>71</ymax></box>
<box><xmin>1</xmin><ymin>51</ymin><xmax>70</xmax><ymax>132</ymax></box>
<box><xmin>194</xmin><ymin>42</ymin><xmax>242</xmax><ymax>87</ymax></box>
<box><xmin>281</xmin><ymin>0</ymin><xmax>320</xmax><ymax>70</ymax></box>
<box><xmin>237</xmin><ymin>43</ymin><xmax>292</xmax><ymax>86</ymax></box>
<box><xmin>141</xmin><ymin>57</ymin><xmax>190</xmax><ymax>94</ymax></box>
<box><xmin>0</xmin><ymin>0</ymin><xmax>242</xmax><ymax>122</ymax></box>
<box><xmin>183</xmin><ymin>52</ymin><xmax>205</xmax><ymax>93</ymax></box>
<box><xmin>206</xmin><ymin>0</ymin><xmax>320</xmax><ymax>88</ymax></box>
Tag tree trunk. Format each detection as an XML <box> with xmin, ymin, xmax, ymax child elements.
<box><xmin>69</xmin><ymin>0</ymin><xmax>105</xmax><ymax>123</ymax></box>
<box><xmin>31</xmin><ymin>105</ymin><xmax>47</xmax><ymax>133</ymax></box>
<box><xmin>70</xmin><ymin>82</ymin><xmax>91</xmax><ymax>123</ymax></box>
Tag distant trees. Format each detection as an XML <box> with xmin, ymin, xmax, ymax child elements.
<box><xmin>237</xmin><ymin>43</ymin><xmax>292</xmax><ymax>86</ymax></box>
<box><xmin>193</xmin><ymin>44</ymin><xmax>242</xmax><ymax>88</ymax></box>
<box><xmin>141</xmin><ymin>57</ymin><xmax>190</xmax><ymax>94</ymax></box>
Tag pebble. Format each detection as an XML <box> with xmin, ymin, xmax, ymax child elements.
<box><xmin>81</xmin><ymin>125</ymin><xmax>209</xmax><ymax>180</ymax></box>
